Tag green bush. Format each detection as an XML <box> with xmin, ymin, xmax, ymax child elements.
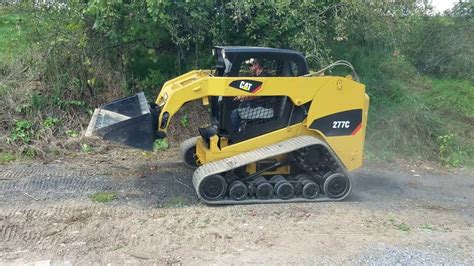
<box><xmin>405</xmin><ymin>15</ymin><xmax>473</xmax><ymax>80</ymax></box>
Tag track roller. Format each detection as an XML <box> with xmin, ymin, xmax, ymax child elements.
<box><xmin>270</xmin><ymin>175</ymin><xmax>294</xmax><ymax>200</ymax></box>
<box><xmin>323</xmin><ymin>172</ymin><xmax>351</xmax><ymax>199</ymax></box>
<box><xmin>228</xmin><ymin>181</ymin><xmax>248</xmax><ymax>201</ymax></box>
<box><xmin>199</xmin><ymin>174</ymin><xmax>227</xmax><ymax>201</ymax></box>
<box><xmin>254</xmin><ymin>176</ymin><xmax>273</xmax><ymax>200</ymax></box>
<box><xmin>297</xmin><ymin>174</ymin><xmax>320</xmax><ymax>199</ymax></box>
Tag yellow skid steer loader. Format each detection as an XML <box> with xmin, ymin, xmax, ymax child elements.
<box><xmin>86</xmin><ymin>46</ymin><xmax>369</xmax><ymax>205</ymax></box>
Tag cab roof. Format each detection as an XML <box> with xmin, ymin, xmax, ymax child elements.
<box><xmin>213</xmin><ymin>46</ymin><xmax>305</xmax><ymax>57</ymax></box>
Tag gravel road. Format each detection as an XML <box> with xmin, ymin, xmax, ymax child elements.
<box><xmin>0</xmin><ymin>156</ymin><xmax>473</xmax><ymax>264</ymax></box>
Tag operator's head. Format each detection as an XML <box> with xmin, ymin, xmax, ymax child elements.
<box><xmin>245</xmin><ymin>58</ymin><xmax>263</xmax><ymax>75</ymax></box>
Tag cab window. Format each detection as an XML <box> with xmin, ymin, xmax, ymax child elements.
<box><xmin>238</xmin><ymin>58</ymin><xmax>284</xmax><ymax>77</ymax></box>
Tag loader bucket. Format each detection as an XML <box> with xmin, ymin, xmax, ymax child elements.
<box><xmin>85</xmin><ymin>92</ymin><xmax>157</xmax><ymax>150</ymax></box>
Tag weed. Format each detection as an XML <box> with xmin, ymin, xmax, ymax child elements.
<box><xmin>42</xmin><ymin>117</ymin><xmax>59</xmax><ymax>128</ymax></box>
<box><xmin>66</xmin><ymin>129</ymin><xmax>79</xmax><ymax>138</ymax></box>
<box><xmin>89</xmin><ymin>192</ymin><xmax>117</xmax><ymax>203</ymax></box>
<box><xmin>438</xmin><ymin>134</ymin><xmax>466</xmax><ymax>167</ymax></box>
<box><xmin>31</xmin><ymin>92</ymin><xmax>48</xmax><ymax>110</ymax></box>
<box><xmin>394</xmin><ymin>223</ymin><xmax>410</xmax><ymax>231</ymax></box>
<box><xmin>22</xmin><ymin>146</ymin><xmax>38</xmax><ymax>158</ymax></box>
<box><xmin>0</xmin><ymin>153</ymin><xmax>15</xmax><ymax>164</ymax></box>
<box><xmin>8</xmin><ymin>120</ymin><xmax>34</xmax><ymax>144</ymax></box>
<box><xmin>80</xmin><ymin>143</ymin><xmax>92</xmax><ymax>153</ymax></box>
<box><xmin>180</xmin><ymin>113</ymin><xmax>190</xmax><ymax>127</ymax></box>
<box><xmin>54</xmin><ymin>98</ymin><xmax>86</xmax><ymax>109</ymax></box>
<box><xmin>386</xmin><ymin>215</ymin><xmax>410</xmax><ymax>231</ymax></box>
<box><xmin>387</xmin><ymin>215</ymin><xmax>396</xmax><ymax>224</ymax></box>
<box><xmin>153</xmin><ymin>138</ymin><xmax>169</xmax><ymax>151</ymax></box>
<box><xmin>163</xmin><ymin>196</ymin><xmax>187</xmax><ymax>208</ymax></box>
<box><xmin>422</xmin><ymin>223</ymin><xmax>434</xmax><ymax>230</ymax></box>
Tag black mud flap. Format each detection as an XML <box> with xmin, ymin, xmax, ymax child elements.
<box><xmin>85</xmin><ymin>92</ymin><xmax>158</xmax><ymax>150</ymax></box>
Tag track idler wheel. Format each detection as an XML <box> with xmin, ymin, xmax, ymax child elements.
<box><xmin>228</xmin><ymin>181</ymin><xmax>248</xmax><ymax>201</ymax></box>
<box><xmin>297</xmin><ymin>174</ymin><xmax>320</xmax><ymax>199</ymax></box>
<box><xmin>180</xmin><ymin>137</ymin><xmax>199</xmax><ymax>169</ymax></box>
<box><xmin>323</xmin><ymin>173</ymin><xmax>351</xmax><ymax>199</ymax></box>
<box><xmin>270</xmin><ymin>175</ymin><xmax>294</xmax><ymax>200</ymax></box>
<box><xmin>199</xmin><ymin>174</ymin><xmax>227</xmax><ymax>201</ymax></box>
<box><xmin>254</xmin><ymin>176</ymin><xmax>273</xmax><ymax>200</ymax></box>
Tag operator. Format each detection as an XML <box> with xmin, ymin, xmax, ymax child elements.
<box><xmin>231</xmin><ymin>58</ymin><xmax>273</xmax><ymax>132</ymax></box>
<box><xmin>235</xmin><ymin>58</ymin><xmax>268</xmax><ymax>103</ymax></box>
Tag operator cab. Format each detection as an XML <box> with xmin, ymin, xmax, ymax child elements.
<box><xmin>206</xmin><ymin>47</ymin><xmax>310</xmax><ymax>145</ymax></box>
<box><xmin>212</xmin><ymin>46</ymin><xmax>309</xmax><ymax>77</ymax></box>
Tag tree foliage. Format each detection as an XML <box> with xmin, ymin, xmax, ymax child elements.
<box><xmin>23</xmin><ymin>0</ymin><xmax>470</xmax><ymax>98</ymax></box>
<box><xmin>1</xmin><ymin>0</ymin><xmax>472</xmax><ymax>164</ymax></box>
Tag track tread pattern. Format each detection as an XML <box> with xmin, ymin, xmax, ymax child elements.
<box><xmin>192</xmin><ymin>135</ymin><xmax>351</xmax><ymax>205</ymax></box>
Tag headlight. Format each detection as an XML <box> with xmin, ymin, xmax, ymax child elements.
<box><xmin>158</xmin><ymin>93</ymin><xmax>168</xmax><ymax>107</ymax></box>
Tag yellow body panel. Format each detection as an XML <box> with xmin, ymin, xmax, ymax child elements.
<box><xmin>155</xmin><ymin>71</ymin><xmax>369</xmax><ymax>171</ymax></box>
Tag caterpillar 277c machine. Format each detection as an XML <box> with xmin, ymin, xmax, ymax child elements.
<box><xmin>86</xmin><ymin>46</ymin><xmax>369</xmax><ymax>205</ymax></box>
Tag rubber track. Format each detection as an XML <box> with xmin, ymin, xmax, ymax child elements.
<box><xmin>192</xmin><ymin>135</ymin><xmax>351</xmax><ymax>205</ymax></box>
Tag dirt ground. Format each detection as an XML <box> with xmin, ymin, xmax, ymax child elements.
<box><xmin>0</xmin><ymin>148</ymin><xmax>473</xmax><ymax>264</ymax></box>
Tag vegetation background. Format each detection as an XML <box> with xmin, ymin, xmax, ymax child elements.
<box><xmin>0</xmin><ymin>0</ymin><xmax>473</xmax><ymax>168</ymax></box>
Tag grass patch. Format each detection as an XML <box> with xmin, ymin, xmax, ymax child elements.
<box><xmin>360</xmin><ymin>55</ymin><xmax>474</xmax><ymax>167</ymax></box>
<box><xmin>0</xmin><ymin>7</ymin><xmax>37</xmax><ymax>62</ymax></box>
<box><xmin>427</xmin><ymin>79</ymin><xmax>474</xmax><ymax>119</ymax></box>
<box><xmin>163</xmin><ymin>196</ymin><xmax>188</xmax><ymax>208</ymax></box>
<box><xmin>394</xmin><ymin>222</ymin><xmax>410</xmax><ymax>231</ymax></box>
<box><xmin>422</xmin><ymin>223</ymin><xmax>434</xmax><ymax>230</ymax></box>
<box><xmin>89</xmin><ymin>192</ymin><xmax>117</xmax><ymax>203</ymax></box>
<box><xmin>386</xmin><ymin>215</ymin><xmax>410</xmax><ymax>231</ymax></box>
<box><xmin>0</xmin><ymin>153</ymin><xmax>16</xmax><ymax>164</ymax></box>
<box><xmin>426</xmin><ymin>79</ymin><xmax>474</xmax><ymax>167</ymax></box>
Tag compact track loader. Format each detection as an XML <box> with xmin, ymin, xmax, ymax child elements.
<box><xmin>86</xmin><ymin>46</ymin><xmax>369</xmax><ymax>205</ymax></box>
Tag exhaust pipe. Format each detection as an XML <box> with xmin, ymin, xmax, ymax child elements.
<box><xmin>85</xmin><ymin>92</ymin><xmax>160</xmax><ymax>150</ymax></box>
